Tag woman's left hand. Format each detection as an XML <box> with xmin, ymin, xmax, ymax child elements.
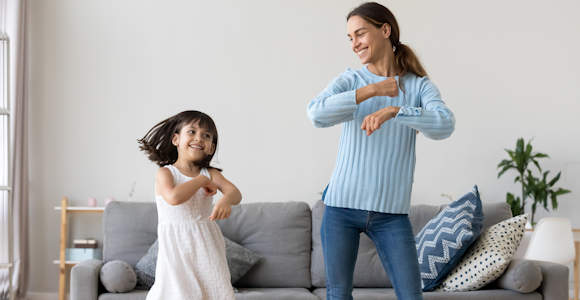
<box><xmin>361</xmin><ymin>106</ymin><xmax>400</xmax><ymax>136</ymax></box>
<box><xmin>209</xmin><ymin>199</ymin><xmax>232</xmax><ymax>221</ymax></box>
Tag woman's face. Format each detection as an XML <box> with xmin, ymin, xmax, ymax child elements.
<box><xmin>347</xmin><ymin>15</ymin><xmax>390</xmax><ymax>65</ymax></box>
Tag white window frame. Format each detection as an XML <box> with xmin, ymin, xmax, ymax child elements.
<box><xmin>0</xmin><ymin>31</ymin><xmax>14</xmax><ymax>300</ymax></box>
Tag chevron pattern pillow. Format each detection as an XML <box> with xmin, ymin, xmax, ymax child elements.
<box><xmin>415</xmin><ymin>185</ymin><xmax>484</xmax><ymax>291</ymax></box>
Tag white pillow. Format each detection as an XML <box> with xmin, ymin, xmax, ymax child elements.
<box><xmin>437</xmin><ymin>214</ymin><xmax>527</xmax><ymax>292</ymax></box>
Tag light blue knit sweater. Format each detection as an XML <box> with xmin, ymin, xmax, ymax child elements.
<box><xmin>307</xmin><ymin>66</ymin><xmax>455</xmax><ymax>214</ymax></box>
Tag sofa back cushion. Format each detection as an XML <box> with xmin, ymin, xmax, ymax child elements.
<box><xmin>103</xmin><ymin>201</ymin><xmax>158</xmax><ymax>266</ymax></box>
<box><xmin>104</xmin><ymin>201</ymin><xmax>312</xmax><ymax>288</ymax></box>
<box><xmin>216</xmin><ymin>201</ymin><xmax>312</xmax><ymax>288</ymax></box>
<box><xmin>310</xmin><ymin>200</ymin><xmax>512</xmax><ymax>288</ymax></box>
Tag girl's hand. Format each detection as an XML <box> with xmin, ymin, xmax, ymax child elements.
<box><xmin>209</xmin><ymin>200</ymin><xmax>232</xmax><ymax>221</ymax></box>
<box><xmin>372</xmin><ymin>77</ymin><xmax>399</xmax><ymax>97</ymax></box>
<box><xmin>361</xmin><ymin>106</ymin><xmax>400</xmax><ymax>136</ymax></box>
<box><xmin>203</xmin><ymin>180</ymin><xmax>218</xmax><ymax>196</ymax></box>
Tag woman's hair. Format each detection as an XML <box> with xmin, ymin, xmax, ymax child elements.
<box><xmin>347</xmin><ymin>2</ymin><xmax>427</xmax><ymax>77</ymax></box>
<box><xmin>138</xmin><ymin>110</ymin><xmax>221</xmax><ymax>170</ymax></box>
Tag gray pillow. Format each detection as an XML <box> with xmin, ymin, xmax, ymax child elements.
<box><xmin>135</xmin><ymin>237</ymin><xmax>261</xmax><ymax>289</ymax></box>
<box><xmin>496</xmin><ymin>259</ymin><xmax>543</xmax><ymax>293</ymax></box>
<box><xmin>224</xmin><ymin>237</ymin><xmax>262</xmax><ymax>284</ymax></box>
<box><xmin>100</xmin><ymin>260</ymin><xmax>137</xmax><ymax>293</ymax></box>
<box><xmin>134</xmin><ymin>240</ymin><xmax>157</xmax><ymax>289</ymax></box>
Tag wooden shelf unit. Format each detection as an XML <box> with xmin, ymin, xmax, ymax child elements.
<box><xmin>54</xmin><ymin>197</ymin><xmax>104</xmax><ymax>300</ymax></box>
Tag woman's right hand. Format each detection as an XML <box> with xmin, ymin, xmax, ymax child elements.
<box><xmin>372</xmin><ymin>77</ymin><xmax>398</xmax><ymax>97</ymax></box>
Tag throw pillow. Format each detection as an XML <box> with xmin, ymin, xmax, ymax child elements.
<box><xmin>135</xmin><ymin>240</ymin><xmax>157</xmax><ymax>289</ymax></box>
<box><xmin>224</xmin><ymin>237</ymin><xmax>262</xmax><ymax>284</ymax></box>
<box><xmin>135</xmin><ymin>237</ymin><xmax>261</xmax><ymax>289</ymax></box>
<box><xmin>415</xmin><ymin>185</ymin><xmax>484</xmax><ymax>291</ymax></box>
<box><xmin>496</xmin><ymin>259</ymin><xmax>542</xmax><ymax>293</ymax></box>
<box><xmin>437</xmin><ymin>214</ymin><xmax>528</xmax><ymax>292</ymax></box>
<box><xmin>100</xmin><ymin>260</ymin><xmax>137</xmax><ymax>293</ymax></box>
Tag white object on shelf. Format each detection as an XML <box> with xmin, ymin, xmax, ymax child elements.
<box><xmin>52</xmin><ymin>260</ymin><xmax>81</xmax><ymax>265</ymax></box>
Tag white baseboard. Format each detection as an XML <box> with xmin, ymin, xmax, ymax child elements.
<box><xmin>25</xmin><ymin>292</ymin><xmax>58</xmax><ymax>300</ymax></box>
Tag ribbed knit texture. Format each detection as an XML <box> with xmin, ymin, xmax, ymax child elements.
<box><xmin>307</xmin><ymin>66</ymin><xmax>455</xmax><ymax>213</ymax></box>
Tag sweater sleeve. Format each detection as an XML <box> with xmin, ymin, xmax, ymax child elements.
<box><xmin>307</xmin><ymin>70</ymin><xmax>358</xmax><ymax>128</ymax></box>
<box><xmin>393</xmin><ymin>77</ymin><xmax>455</xmax><ymax>140</ymax></box>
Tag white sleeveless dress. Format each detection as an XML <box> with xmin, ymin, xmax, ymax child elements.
<box><xmin>146</xmin><ymin>165</ymin><xmax>235</xmax><ymax>300</ymax></box>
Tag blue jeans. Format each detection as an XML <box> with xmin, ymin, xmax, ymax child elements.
<box><xmin>321</xmin><ymin>205</ymin><xmax>423</xmax><ymax>300</ymax></box>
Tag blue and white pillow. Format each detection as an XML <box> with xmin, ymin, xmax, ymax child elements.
<box><xmin>415</xmin><ymin>185</ymin><xmax>484</xmax><ymax>291</ymax></box>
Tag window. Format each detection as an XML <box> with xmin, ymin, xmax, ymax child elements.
<box><xmin>0</xmin><ymin>31</ymin><xmax>13</xmax><ymax>299</ymax></box>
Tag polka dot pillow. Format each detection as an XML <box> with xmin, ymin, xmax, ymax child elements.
<box><xmin>437</xmin><ymin>214</ymin><xmax>527</xmax><ymax>292</ymax></box>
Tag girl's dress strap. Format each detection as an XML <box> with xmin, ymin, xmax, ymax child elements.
<box><xmin>200</xmin><ymin>167</ymin><xmax>211</xmax><ymax>179</ymax></box>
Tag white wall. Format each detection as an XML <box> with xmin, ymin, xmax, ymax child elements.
<box><xmin>27</xmin><ymin>0</ymin><xmax>580</xmax><ymax>293</ymax></box>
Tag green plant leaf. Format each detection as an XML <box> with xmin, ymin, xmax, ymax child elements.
<box><xmin>525</xmin><ymin>142</ymin><xmax>532</xmax><ymax>157</ymax></box>
<box><xmin>506</xmin><ymin>192</ymin><xmax>523</xmax><ymax>216</ymax></box>
<box><xmin>497</xmin><ymin>159</ymin><xmax>513</xmax><ymax>168</ymax></box>
<box><xmin>548</xmin><ymin>171</ymin><xmax>561</xmax><ymax>187</ymax></box>
<box><xmin>555</xmin><ymin>188</ymin><xmax>571</xmax><ymax>196</ymax></box>
<box><xmin>516</xmin><ymin>138</ymin><xmax>524</xmax><ymax>154</ymax></box>
<box><xmin>498</xmin><ymin>165</ymin><xmax>515</xmax><ymax>178</ymax></box>
<box><xmin>550</xmin><ymin>194</ymin><xmax>558</xmax><ymax>210</ymax></box>
<box><xmin>531</xmin><ymin>158</ymin><xmax>542</xmax><ymax>172</ymax></box>
<box><xmin>533</xmin><ymin>153</ymin><xmax>549</xmax><ymax>158</ymax></box>
<box><xmin>506</xmin><ymin>149</ymin><xmax>516</xmax><ymax>161</ymax></box>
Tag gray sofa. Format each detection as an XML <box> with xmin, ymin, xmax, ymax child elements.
<box><xmin>70</xmin><ymin>200</ymin><xmax>569</xmax><ymax>300</ymax></box>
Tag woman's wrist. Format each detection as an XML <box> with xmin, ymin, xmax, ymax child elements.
<box><xmin>390</xmin><ymin>106</ymin><xmax>400</xmax><ymax>118</ymax></box>
<box><xmin>382</xmin><ymin>106</ymin><xmax>400</xmax><ymax>119</ymax></box>
<box><xmin>356</xmin><ymin>84</ymin><xmax>377</xmax><ymax>104</ymax></box>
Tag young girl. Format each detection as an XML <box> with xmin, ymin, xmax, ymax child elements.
<box><xmin>138</xmin><ymin>110</ymin><xmax>241</xmax><ymax>300</ymax></box>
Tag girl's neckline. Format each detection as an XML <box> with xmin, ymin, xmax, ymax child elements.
<box><xmin>170</xmin><ymin>164</ymin><xmax>201</xmax><ymax>179</ymax></box>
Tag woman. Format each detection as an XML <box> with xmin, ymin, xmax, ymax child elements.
<box><xmin>307</xmin><ymin>2</ymin><xmax>455</xmax><ymax>300</ymax></box>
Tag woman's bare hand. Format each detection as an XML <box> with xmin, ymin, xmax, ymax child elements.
<box><xmin>361</xmin><ymin>106</ymin><xmax>400</xmax><ymax>136</ymax></box>
<box><xmin>372</xmin><ymin>77</ymin><xmax>398</xmax><ymax>97</ymax></box>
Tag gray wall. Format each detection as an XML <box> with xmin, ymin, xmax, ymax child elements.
<box><xmin>27</xmin><ymin>0</ymin><xmax>580</xmax><ymax>293</ymax></box>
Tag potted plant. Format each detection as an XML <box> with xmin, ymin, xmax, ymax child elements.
<box><xmin>497</xmin><ymin>138</ymin><xmax>571</xmax><ymax>225</ymax></box>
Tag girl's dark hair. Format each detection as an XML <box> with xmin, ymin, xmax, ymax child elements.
<box><xmin>347</xmin><ymin>2</ymin><xmax>427</xmax><ymax>77</ymax></box>
<box><xmin>138</xmin><ymin>110</ymin><xmax>221</xmax><ymax>171</ymax></box>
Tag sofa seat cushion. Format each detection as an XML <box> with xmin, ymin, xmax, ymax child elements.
<box><xmin>312</xmin><ymin>288</ymin><xmax>541</xmax><ymax>300</ymax></box>
<box><xmin>98</xmin><ymin>288</ymin><xmax>318</xmax><ymax>300</ymax></box>
<box><xmin>98</xmin><ymin>289</ymin><xmax>148</xmax><ymax>300</ymax></box>
<box><xmin>235</xmin><ymin>288</ymin><xmax>319</xmax><ymax>300</ymax></box>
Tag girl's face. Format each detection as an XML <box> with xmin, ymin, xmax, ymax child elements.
<box><xmin>347</xmin><ymin>15</ymin><xmax>390</xmax><ymax>65</ymax></box>
<box><xmin>172</xmin><ymin>121</ymin><xmax>215</xmax><ymax>163</ymax></box>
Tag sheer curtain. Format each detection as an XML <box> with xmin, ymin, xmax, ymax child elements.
<box><xmin>0</xmin><ymin>0</ymin><xmax>27</xmax><ymax>299</ymax></box>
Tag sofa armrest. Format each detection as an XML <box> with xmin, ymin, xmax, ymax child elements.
<box><xmin>532</xmin><ymin>260</ymin><xmax>569</xmax><ymax>300</ymax></box>
<box><xmin>70</xmin><ymin>259</ymin><xmax>103</xmax><ymax>300</ymax></box>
